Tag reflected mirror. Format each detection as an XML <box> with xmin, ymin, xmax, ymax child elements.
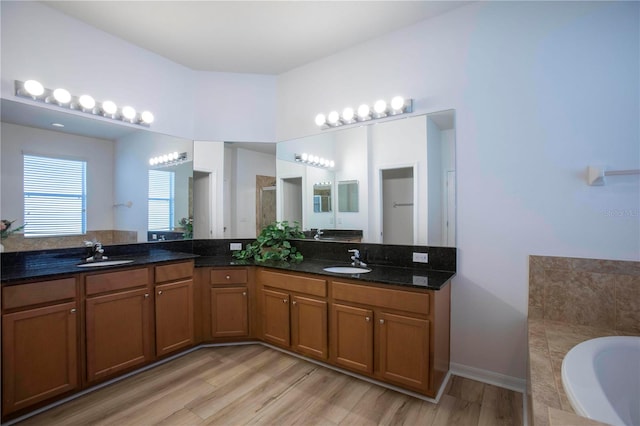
<box><xmin>338</xmin><ymin>180</ymin><xmax>359</xmax><ymax>212</ymax></box>
<box><xmin>276</xmin><ymin>110</ymin><xmax>456</xmax><ymax>247</ymax></box>
<box><xmin>313</xmin><ymin>183</ymin><xmax>332</xmax><ymax>213</ymax></box>
<box><xmin>0</xmin><ymin>99</ymin><xmax>194</xmax><ymax>252</ymax></box>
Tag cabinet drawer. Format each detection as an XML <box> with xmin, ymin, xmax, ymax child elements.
<box><xmin>210</xmin><ymin>269</ymin><xmax>247</xmax><ymax>285</ymax></box>
<box><xmin>155</xmin><ymin>261</ymin><xmax>194</xmax><ymax>283</ymax></box>
<box><xmin>258</xmin><ymin>270</ymin><xmax>327</xmax><ymax>297</ymax></box>
<box><xmin>2</xmin><ymin>278</ymin><xmax>77</xmax><ymax>310</ymax></box>
<box><xmin>85</xmin><ymin>268</ymin><xmax>149</xmax><ymax>296</ymax></box>
<box><xmin>331</xmin><ymin>281</ymin><xmax>429</xmax><ymax>315</ymax></box>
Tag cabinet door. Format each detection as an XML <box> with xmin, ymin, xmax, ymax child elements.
<box><xmin>330</xmin><ymin>303</ymin><xmax>373</xmax><ymax>373</ymax></box>
<box><xmin>291</xmin><ymin>295</ymin><xmax>328</xmax><ymax>360</ymax></box>
<box><xmin>2</xmin><ymin>302</ymin><xmax>78</xmax><ymax>416</ymax></box>
<box><xmin>210</xmin><ymin>286</ymin><xmax>248</xmax><ymax>338</ymax></box>
<box><xmin>85</xmin><ymin>288</ymin><xmax>152</xmax><ymax>382</ymax></box>
<box><xmin>155</xmin><ymin>280</ymin><xmax>195</xmax><ymax>356</ymax></box>
<box><xmin>262</xmin><ymin>288</ymin><xmax>290</xmax><ymax>347</ymax></box>
<box><xmin>378</xmin><ymin>312</ymin><xmax>430</xmax><ymax>390</ymax></box>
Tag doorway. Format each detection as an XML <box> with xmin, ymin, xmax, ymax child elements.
<box><xmin>381</xmin><ymin>167</ymin><xmax>414</xmax><ymax>245</ymax></box>
<box><xmin>193</xmin><ymin>171</ymin><xmax>215</xmax><ymax>239</ymax></box>
<box><xmin>281</xmin><ymin>177</ymin><xmax>303</xmax><ymax>225</ymax></box>
<box><xmin>256</xmin><ymin>175</ymin><xmax>276</xmax><ymax>235</ymax></box>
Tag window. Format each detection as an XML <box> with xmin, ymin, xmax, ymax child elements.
<box><xmin>23</xmin><ymin>154</ymin><xmax>87</xmax><ymax>237</ymax></box>
<box><xmin>148</xmin><ymin>169</ymin><xmax>175</xmax><ymax>231</ymax></box>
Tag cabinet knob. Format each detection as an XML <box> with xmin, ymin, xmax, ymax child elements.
<box><xmin>379</xmin><ymin>319</ymin><xmax>385</xmax><ymax>324</ymax></box>
<box><xmin>292</xmin><ymin>300</ymin><xmax>297</xmax><ymax>305</ymax></box>
<box><xmin>225</xmin><ymin>275</ymin><xmax>230</xmax><ymax>280</ymax></box>
<box><xmin>158</xmin><ymin>290</ymin><xmax>163</xmax><ymax>295</ymax></box>
<box><xmin>242</xmin><ymin>291</ymin><xmax>247</xmax><ymax>296</ymax></box>
<box><xmin>144</xmin><ymin>293</ymin><xmax>149</xmax><ymax>298</ymax></box>
<box><xmin>283</xmin><ymin>299</ymin><xmax>288</xmax><ymax>303</ymax></box>
<box><xmin>365</xmin><ymin>316</ymin><xmax>370</xmax><ymax>322</ymax></box>
<box><xmin>70</xmin><ymin>308</ymin><xmax>77</xmax><ymax>314</ymax></box>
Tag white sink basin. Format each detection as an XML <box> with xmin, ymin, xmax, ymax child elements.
<box><xmin>323</xmin><ymin>266</ymin><xmax>371</xmax><ymax>274</ymax></box>
<box><xmin>77</xmin><ymin>260</ymin><xmax>134</xmax><ymax>268</ymax></box>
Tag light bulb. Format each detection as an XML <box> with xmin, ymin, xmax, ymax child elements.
<box><xmin>329</xmin><ymin>160</ymin><xmax>335</xmax><ymax>168</ymax></box>
<box><xmin>315</xmin><ymin>114</ymin><xmax>326</xmax><ymax>127</ymax></box>
<box><xmin>391</xmin><ymin>96</ymin><xmax>405</xmax><ymax>111</ymax></box>
<box><xmin>122</xmin><ymin>106</ymin><xmax>136</xmax><ymax>120</ymax></box>
<box><xmin>24</xmin><ymin>80</ymin><xmax>45</xmax><ymax>97</ymax></box>
<box><xmin>327</xmin><ymin>111</ymin><xmax>340</xmax><ymax>125</ymax></box>
<box><xmin>162</xmin><ymin>155</ymin><xmax>169</xmax><ymax>163</ymax></box>
<box><xmin>53</xmin><ymin>88</ymin><xmax>71</xmax><ymax>104</ymax></box>
<box><xmin>342</xmin><ymin>107</ymin><xmax>354</xmax><ymax>122</ymax></box>
<box><xmin>357</xmin><ymin>104</ymin><xmax>370</xmax><ymax>119</ymax></box>
<box><xmin>313</xmin><ymin>155</ymin><xmax>320</xmax><ymax>164</ymax></box>
<box><xmin>149</xmin><ymin>158</ymin><xmax>155</xmax><ymax>166</ymax></box>
<box><xmin>374</xmin><ymin>99</ymin><xmax>387</xmax><ymax>114</ymax></box>
<box><xmin>141</xmin><ymin>111</ymin><xmax>154</xmax><ymax>124</ymax></box>
<box><xmin>78</xmin><ymin>94</ymin><xmax>96</xmax><ymax>110</ymax></box>
<box><xmin>301</xmin><ymin>153</ymin><xmax>308</xmax><ymax>162</ymax></box>
<box><xmin>319</xmin><ymin>158</ymin><xmax>326</xmax><ymax>166</ymax></box>
<box><xmin>102</xmin><ymin>100</ymin><xmax>117</xmax><ymax>115</ymax></box>
<box><xmin>172</xmin><ymin>152</ymin><xmax>179</xmax><ymax>160</ymax></box>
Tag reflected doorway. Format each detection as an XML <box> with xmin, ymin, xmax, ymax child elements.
<box><xmin>256</xmin><ymin>175</ymin><xmax>276</xmax><ymax>235</ymax></box>
<box><xmin>381</xmin><ymin>167</ymin><xmax>414</xmax><ymax>245</ymax></box>
<box><xmin>281</xmin><ymin>177</ymin><xmax>303</xmax><ymax>225</ymax></box>
<box><xmin>193</xmin><ymin>171</ymin><xmax>214</xmax><ymax>239</ymax></box>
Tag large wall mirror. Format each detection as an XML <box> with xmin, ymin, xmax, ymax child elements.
<box><xmin>276</xmin><ymin>110</ymin><xmax>456</xmax><ymax>247</ymax></box>
<box><xmin>0</xmin><ymin>99</ymin><xmax>194</xmax><ymax>252</ymax></box>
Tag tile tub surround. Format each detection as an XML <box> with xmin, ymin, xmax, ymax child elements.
<box><xmin>527</xmin><ymin>255</ymin><xmax>640</xmax><ymax>426</ymax></box>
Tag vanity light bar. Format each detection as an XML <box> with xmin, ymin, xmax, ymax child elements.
<box><xmin>15</xmin><ymin>80</ymin><xmax>154</xmax><ymax>127</ymax></box>
<box><xmin>149</xmin><ymin>151</ymin><xmax>187</xmax><ymax>167</ymax></box>
<box><xmin>295</xmin><ymin>153</ymin><xmax>335</xmax><ymax>169</ymax></box>
<box><xmin>315</xmin><ymin>96</ymin><xmax>413</xmax><ymax>129</ymax></box>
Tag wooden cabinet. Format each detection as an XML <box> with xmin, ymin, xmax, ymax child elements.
<box><xmin>154</xmin><ymin>262</ymin><xmax>195</xmax><ymax>356</ymax></box>
<box><xmin>1</xmin><ymin>278</ymin><xmax>79</xmax><ymax>416</ymax></box>
<box><xmin>258</xmin><ymin>269</ymin><xmax>328</xmax><ymax>360</ymax></box>
<box><xmin>330</xmin><ymin>303</ymin><xmax>373</xmax><ymax>373</ymax></box>
<box><xmin>262</xmin><ymin>288</ymin><xmax>291</xmax><ymax>346</ymax></box>
<box><xmin>155</xmin><ymin>280</ymin><xmax>194</xmax><ymax>355</ymax></box>
<box><xmin>378</xmin><ymin>312</ymin><xmax>429</xmax><ymax>389</ymax></box>
<box><xmin>330</xmin><ymin>279</ymin><xmax>445</xmax><ymax>396</ymax></box>
<box><xmin>85</xmin><ymin>268</ymin><xmax>152</xmax><ymax>383</ymax></box>
<box><xmin>209</xmin><ymin>268</ymin><xmax>249</xmax><ymax>339</ymax></box>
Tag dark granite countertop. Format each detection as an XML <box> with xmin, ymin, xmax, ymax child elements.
<box><xmin>1</xmin><ymin>250</ymin><xmax>453</xmax><ymax>290</ymax></box>
<box><xmin>195</xmin><ymin>256</ymin><xmax>454</xmax><ymax>290</ymax></box>
<box><xmin>0</xmin><ymin>249</ymin><xmax>198</xmax><ymax>284</ymax></box>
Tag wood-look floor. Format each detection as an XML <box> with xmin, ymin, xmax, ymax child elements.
<box><xmin>18</xmin><ymin>345</ymin><xmax>523</xmax><ymax>426</ymax></box>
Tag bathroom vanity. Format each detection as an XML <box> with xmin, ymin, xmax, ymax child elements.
<box><xmin>1</xmin><ymin>244</ymin><xmax>454</xmax><ymax>421</ymax></box>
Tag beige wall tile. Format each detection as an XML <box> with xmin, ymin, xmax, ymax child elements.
<box><xmin>615</xmin><ymin>274</ymin><xmax>640</xmax><ymax>333</ymax></box>
<box><xmin>544</xmin><ymin>270</ymin><xmax>615</xmax><ymax>328</ymax></box>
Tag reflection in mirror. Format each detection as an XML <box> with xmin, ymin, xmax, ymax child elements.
<box><xmin>0</xmin><ymin>99</ymin><xmax>193</xmax><ymax>252</ymax></box>
<box><xmin>313</xmin><ymin>183</ymin><xmax>332</xmax><ymax>213</ymax></box>
<box><xmin>276</xmin><ymin>110</ymin><xmax>456</xmax><ymax>247</ymax></box>
<box><xmin>338</xmin><ymin>180</ymin><xmax>359</xmax><ymax>212</ymax></box>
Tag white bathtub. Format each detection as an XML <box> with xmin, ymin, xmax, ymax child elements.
<box><xmin>562</xmin><ymin>336</ymin><xmax>640</xmax><ymax>426</ymax></box>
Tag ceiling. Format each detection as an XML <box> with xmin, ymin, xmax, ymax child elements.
<box><xmin>43</xmin><ymin>1</ymin><xmax>471</xmax><ymax>75</ymax></box>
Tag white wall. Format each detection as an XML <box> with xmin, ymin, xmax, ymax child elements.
<box><xmin>1</xmin><ymin>122</ymin><xmax>114</xmax><ymax>232</ymax></box>
<box><xmin>233</xmin><ymin>148</ymin><xmax>277</xmax><ymax>238</ymax></box>
<box><xmin>194</xmin><ymin>141</ymin><xmax>225</xmax><ymax>238</ymax></box>
<box><xmin>114</xmin><ymin>131</ymin><xmax>192</xmax><ymax>241</ymax></box>
<box><xmin>277</xmin><ymin>1</ymin><xmax>640</xmax><ymax>384</ymax></box>
<box><xmin>0</xmin><ymin>2</ymin><xmax>277</xmax><ymax>142</ymax></box>
<box><xmin>334</xmin><ymin>126</ymin><xmax>368</xmax><ymax>236</ymax></box>
<box><xmin>369</xmin><ymin>117</ymin><xmax>428</xmax><ymax>245</ymax></box>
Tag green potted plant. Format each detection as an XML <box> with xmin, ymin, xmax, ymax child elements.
<box><xmin>233</xmin><ymin>221</ymin><xmax>305</xmax><ymax>263</ymax></box>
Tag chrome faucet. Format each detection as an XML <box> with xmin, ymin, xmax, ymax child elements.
<box><xmin>349</xmin><ymin>249</ymin><xmax>367</xmax><ymax>267</ymax></box>
<box><xmin>84</xmin><ymin>240</ymin><xmax>107</xmax><ymax>262</ymax></box>
<box><xmin>314</xmin><ymin>229</ymin><xmax>324</xmax><ymax>240</ymax></box>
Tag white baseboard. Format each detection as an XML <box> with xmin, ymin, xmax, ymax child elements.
<box><xmin>449</xmin><ymin>362</ymin><xmax>526</xmax><ymax>393</ymax></box>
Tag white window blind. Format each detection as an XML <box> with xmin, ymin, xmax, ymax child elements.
<box><xmin>23</xmin><ymin>154</ymin><xmax>87</xmax><ymax>237</ymax></box>
<box><xmin>148</xmin><ymin>169</ymin><xmax>175</xmax><ymax>231</ymax></box>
